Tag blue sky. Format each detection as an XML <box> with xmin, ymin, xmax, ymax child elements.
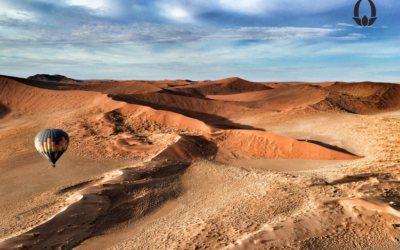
<box><xmin>0</xmin><ymin>0</ymin><xmax>399</xmax><ymax>81</ymax></box>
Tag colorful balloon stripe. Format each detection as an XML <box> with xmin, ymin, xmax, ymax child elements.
<box><xmin>34</xmin><ymin>129</ymin><xmax>69</xmax><ymax>166</ymax></box>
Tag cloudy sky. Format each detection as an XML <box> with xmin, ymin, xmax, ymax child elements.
<box><xmin>0</xmin><ymin>0</ymin><xmax>399</xmax><ymax>81</ymax></box>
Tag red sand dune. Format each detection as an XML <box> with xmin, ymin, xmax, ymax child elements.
<box><xmin>154</xmin><ymin>135</ymin><xmax>217</xmax><ymax>161</ymax></box>
<box><xmin>260</xmin><ymin>81</ymin><xmax>338</xmax><ymax>89</ymax></box>
<box><xmin>261</xmin><ymin>82</ymin><xmax>290</xmax><ymax>89</ymax></box>
<box><xmin>317</xmin><ymin>81</ymin><xmax>346</xmax><ymax>87</ymax></box>
<box><xmin>325</xmin><ymin>81</ymin><xmax>397</xmax><ymax>97</ymax></box>
<box><xmin>115</xmin><ymin>104</ymin><xmax>214</xmax><ymax>133</ymax></box>
<box><xmin>112</xmin><ymin>91</ymin><xmax>257</xmax><ymax>123</ymax></box>
<box><xmin>167</xmin><ymin>77</ymin><xmax>272</xmax><ymax>96</ymax></box>
<box><xmin>0</xmin><ymin>76</ymin><xmax>106</xmax><ymax>114</ymax></box>
<box><xmin>2</xmin><ymin>76</ymin><xmax>162</xmax><ymax>95</ymax></box>
<box><xmin>148</xmin><ymin>79</ymin><xmax>196</xmax><ymax>88</ymax></box>
<box><xmin>153</xmin><ymin>128</ymin><xmax>362</xmax><ymax>162</ymax></box>
<box><xmin>207</xmin><ymin>85</ymin><xmax>329</xmax><ymax>111</ymax></box>
<box><xmin>74</xmin><ymin>80</ymin><xmax>162</xmax><ymax>95</ymax></box>
<box><xmin>0</xmin><ymin>76</ymin><xmax>212</xmax><ymax>133</ymax></box>
<box><xmin>11</xmin><ymin>75</ymin><xmax>400</xmax><ymax>116</ymax></box>
<box><xmin>206</xmin><ymin>81</ymin><xmax>400</xmax><ymax>113</ymax></box>
<box><xmin>261</xmin><ymin>81</ymin><xmax>335</xmax><ymax>89</ymax></box>
<box><xmin>212</xmin><ymin>130</ymin><xmax>361</xmax><ymax>160</ymax></box>
<box><xmin>312</xmin><ymin>82</ymin><xmax>400</xmax><ymax>114</ymax></box>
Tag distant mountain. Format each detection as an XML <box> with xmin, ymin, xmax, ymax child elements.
<box><xmin>27</xmin><ymin>74</ymin><xmax>81</xmax><ymax>83</ymax></box>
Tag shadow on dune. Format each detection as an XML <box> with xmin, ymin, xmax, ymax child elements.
<box><xmin>0</xmin><ymin>102</ymin><xmax>10</xmax><ymax>119</ymax></box>
<box><xmin>297</xmin><ymin>139</ymin><xmax>358</xmax><ymax>156</ymax></box>
<box><xmin>155</xmin><ymin>134</ymin><xmax>219</xmax><ymax>161</ymax></box>
<box><xmin>59</xmin><ymin>180</ymin><xmax>94</xmax><ymax>193</ymax></box>
<box><xmin>111</xmin><ymin>95</ymin><xmax>266</xmax><ymax>131</ymax></box>
<box><xmin>329</xmin><ymin>173</ymin><xmax>379</xmax><ymax>185</ymax></box>
<box><xmin>91</xmin><ymin>161</ymin><xmax>192</xmax><ymax>238</ymax></box>
<box><xmin>159</xmin><ymin>88</ymin><xmax>208</xmax><ymax>99</ymax></box>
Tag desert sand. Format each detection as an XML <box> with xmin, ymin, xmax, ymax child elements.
<box><xmin>1</xmin><ymin>75</ymin><xmax>400</xmax><ymax>249</ymax></box>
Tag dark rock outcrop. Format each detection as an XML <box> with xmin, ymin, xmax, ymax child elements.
<box><xmin>27</xmin><ymin>74</ymin><xmax>81</xmax><ymax>83</ymax></box>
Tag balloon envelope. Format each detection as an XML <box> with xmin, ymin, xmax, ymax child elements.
<box><xmin>34</xmin><ymin>129</ymin><xmax>69</xmax><ymax>167</ymax></box>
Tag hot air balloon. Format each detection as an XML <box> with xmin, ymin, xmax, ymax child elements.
<box><xmin>34</xmin><ymin>129</ymin><xmax>69</xmax><ymax>167</ymax></box>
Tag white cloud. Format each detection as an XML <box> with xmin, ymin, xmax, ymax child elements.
<box><xmin>0</xmin><ymin>1</ymin><xmax>36</xmax><ymax>21</ymax></box>
<box><xmin>65</xmin><ymin>0</ymin><xmax>122</xmax><ymax>16</ymax></box>
<box><xmin>209</xmin><ymin>27</ymin><xmax>336</xmax><ymax>40</ymax></box>
<box><xmin>337</xmin><ymin>33</ymin><xmax>366</xmax><ymax>40</ymax></box>
<box><xmin>337</xmin><ymin>22</ymin><xmax>388</xmax><ymax>29</ymax></box>
<box><xmin>154</xmin><ymin>0</ymin><xmax>353</xmax><ymax>18</ymax></box>
<box><xmin>0</xmin><ymin>10</ymin><xmax>34</xmax><ymax>20</ymax></box>
<box><xmin>157</xmin><ymin>3</ymin><xmax>196</xmax><ymax>23</ymax></box>
<box><xmin>217</xmin><ymin>0</ymin><xmax>349</xmax><ymax>14</ymax></box>
<box><xmin>0</xmin><ymin>20</ymin><xmax>348</xmax><ymax>45</ymax></box>
<box><xmin>218</xmin><ymin>0</ymin><xmax>269</xmax><ymax>14</ymax></box>
<box><xmin>337</xmin><ymin>23</ymin><xmax>355</xmax><ymax>27</ymax></box>
<box><xmin>170</xmin><ymin>7</ymin><xmax>190</xmax><ymax>19</ymax></box>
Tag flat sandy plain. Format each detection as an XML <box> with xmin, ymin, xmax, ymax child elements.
<box><xmin>1</xmin><ymin>76</ymin><xmax>400</xmax><ymax>249</ymax></box>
